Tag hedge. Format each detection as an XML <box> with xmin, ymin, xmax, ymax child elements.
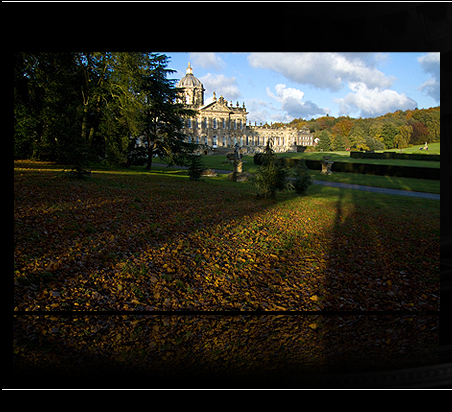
<box><xmin>350</xmin><ymin>151</ymin><xmax>441</xmax><ymax>162</ymax></box>
<box><xmin>254</xmin><ymin>154</ymin><xmax>439</xmax><ymax>180</ymax></box>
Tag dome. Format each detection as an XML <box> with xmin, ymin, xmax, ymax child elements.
<box><xmin>177</xmin><ymin>62</ymin><xmax>203</xmax><ymax>88</ymax></box>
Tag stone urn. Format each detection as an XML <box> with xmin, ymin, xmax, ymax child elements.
<box><xmin>320</xmin><ymin>156</ymin><xmax>334</xmax><ymax>175</ymax></box>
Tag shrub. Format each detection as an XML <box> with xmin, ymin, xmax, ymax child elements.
<box><xmin>252</xmin><ymin>139</ymin><xmax>293</xmax><ymax>198</ymax></box>
<box><xmin>253</xmin><ymin>153</ymin><xmax>263</xmax><ymax>165</ymax></box>
<box><xmin>292</xmin><ymin>160</ymin><xmax>312</xmax><ymax>194</ymax></box>
<box><xmin>187</xmin><ymin>154</ymin><xmax>205</xmax><ymax>181</ymax></box>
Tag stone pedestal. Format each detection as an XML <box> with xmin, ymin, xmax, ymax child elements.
<box><xmin>320</xmin><ymin>156</ymin><xmax>334</xmax><ymax>175</ymax></box>
<box><xmin>228</xmin><ymin>160</ymin><xmax>251</xmax><ymax>182</ymax></box>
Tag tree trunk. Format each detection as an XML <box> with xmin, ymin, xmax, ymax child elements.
<box><xmin>146</xmin><ymin>148</ymin><xmax>153</xmax><ymax>170</ymax></box>
<box><xmin>146</xmin><ymin>139</ymin><xmax>154</xmax><ymax>170</ymax></box>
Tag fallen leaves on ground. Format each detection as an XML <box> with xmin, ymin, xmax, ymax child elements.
<box><xmin>14</xmin><ymin>161</ymin><xmax>440</xmax><ymax>311</ymax></box>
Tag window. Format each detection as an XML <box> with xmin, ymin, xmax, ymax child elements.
<box><xmin>222</xmin><ymin>119</ymin><xmax>225</xmax><ymax>129</ymax></box>
<box><xmin>196</xmin><ymin>136</ymin><xmax>199</xmax><ymax>145</ymax></box>
<box><xmin>222</xmin><ymin>136</ymin><xmax>226</xmax><ymax>146</ymax></box>
<box><xmin>234</xmin><ymin>120</ymin><xmax>237</xmax><ymax>129</ymax></box>
<box><xmin>213</xmin><ymin>118</ymin><xmax>217</xmax><ymax>129</ymax></box>
<box><xmin>213</xmin><ymin>136</ymin><xmax>217</xmax><ymax>147</ymax></box>
<box><xmin>204</xmin><ymin>136</ymin><xmax>208</xmax><ymax>145</ymax></box>
<box><xmin>238</xmin><ymin>120</ymin><xmax>241</xmax><ymax>130</ymax></box>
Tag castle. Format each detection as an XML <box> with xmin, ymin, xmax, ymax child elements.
<box><xmin>177</xmin><ymin>63</ymin><xmax>314</xmax><ymax>154</ymax></box>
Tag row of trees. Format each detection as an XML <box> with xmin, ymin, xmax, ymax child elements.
<box><xmin>14</xmin><ymin>52</ymin><xmax>198</xmax><ymax>170</ymax></box>
<box><xmin>286</xmin><ymin>107</ymin><xmax>440</xmax><ymax>151</ymax></box>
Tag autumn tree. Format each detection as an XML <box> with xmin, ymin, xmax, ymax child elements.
<box><xmin>393</xmin><ymin>125</ymin><xmax>412</xmax><ymax>149</ymax></box>
<box><xmin>381</xmin><ymin>122</ymin><xmax>398</xmax><ymax>149</ymax></box>
<box><xmin>409</xmin><ymin>121</ymin><xmax>430</xmax><ymax>145</ymax></box>
<box><xmin>369</xmin><ymin>121</ymin><xmax>385</xmax><ymax>144</ymax></box>
<box><xmin>349</xmin><ymin>125</ymin><xmax>369</xmax><ymax>151</ymax></box>
<box><xmin>411</xmin><ymin>107</ymin><xmax>440</xmax><ymax>142</ymax></box>
<box><xmin>330</xmin><ymin>134</ymin><xmax>346</xmax><ymax>151</ymax></box>
<box><xmin>364</xmin><ymin>135</ymin><xmax>385</xmax><ymax>151</ymax></box>
<box><xmin>332</xmin><ymin>118</ymin><xmax>354</xmax><ymax>149</ymax></box>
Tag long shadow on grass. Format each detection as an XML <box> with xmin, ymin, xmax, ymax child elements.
<box><xmin>14</xmin><ymin>166</ymin><xmax>279</xmax><ymax>311</ymax></box>
<box><xmin>321</xmin><ymin>186</ymin><xmax>440</xmax><ymax>311</ymax></box>
<box><xmin>318</xmin><ymin>186</ymin><xmax>440</xmax><ymax>378</ymax></box>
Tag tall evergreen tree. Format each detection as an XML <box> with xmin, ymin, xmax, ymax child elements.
<box><xmin>137</xmin><ymin>54</ymin><xmax>197</xmax><ymax>170</ymax></box>
<box><xmin>317</xmin><ymin>130</ymin><xmax>332</xmax><ymax>151</ymax></box>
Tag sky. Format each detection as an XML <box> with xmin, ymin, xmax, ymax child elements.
<box><xmin>162</xmin><ymin>52</ymin><xmax>440</xmax><ymax>125</ymax></box>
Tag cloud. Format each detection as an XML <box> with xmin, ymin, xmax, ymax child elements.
<box><xmin>199</xmin><ymin>73</ymin><xmax>241</xmax><ymax>100</ymax></box>
<box><xmin>334</xmin><ymin>82</ymin><xmax>417</xmax><ymax>118</ymax></box>
<box><xmin>248</xmin><ymin>53</ymin><xmax>396</xmax><ymax>92</ymax></box>
<box><xmin>246</xmin><ymin>98</ymin><xmax>289</xmax><ymax>124</ymax></box>
<box><xmin>266</xmin><ymin>84</ymin><xmax>329</xmax><ymax>119</ymax></box>
<box><xmin>417</xmin><ymin>52</ymin><xmax>440</xmax><ymax>102</ymax></box>
<box><xmin>189</xmin><ymin>52</ymin><xmax>226</xmax><ymax>71</ymax></box>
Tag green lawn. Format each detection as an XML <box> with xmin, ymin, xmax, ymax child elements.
<box><xmin>276</xmin><ymin>150</ymin><xmax>440</xmax><ymax>168</ymax></box>
<box><xmin>158</xmin><ymin>150</ymin><xmax>440</xmax><ymax>193</ymax></box>
<box><xmin>310</xmin><ymin>171</ymin><xmax>439</xmax><ymax>194</ymax></box>
<box><xmin>379</xmin><ymin>142</ymin><xmax>440</xmax><ymax>154</ymax></box>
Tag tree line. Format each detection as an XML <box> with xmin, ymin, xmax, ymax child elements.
<box><xmin>276</xmin><ymin>107</ymin><xmax>440</xmax><ymax>152</ymax></box>
<box><xmin>14</xmin><ymin>52</ymin><xmax>198</xmax><ymax>170</ymax></box>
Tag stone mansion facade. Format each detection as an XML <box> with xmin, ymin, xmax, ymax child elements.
<box><xmin>177</xmin><ymin>63</ymin><xmax>314</xmax><ymax>154</ymax></box>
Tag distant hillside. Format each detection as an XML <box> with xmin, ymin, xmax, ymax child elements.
<box><xmin>274</xmin><ymin>106</ymin><xmax>440</xmax><ymax>151</ymax></box>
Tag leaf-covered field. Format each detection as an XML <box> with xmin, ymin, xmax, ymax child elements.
<box><xmin>14</xmin><ymin>161</ymin><xmax>440</xmax><ymax>311</ymax></box>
